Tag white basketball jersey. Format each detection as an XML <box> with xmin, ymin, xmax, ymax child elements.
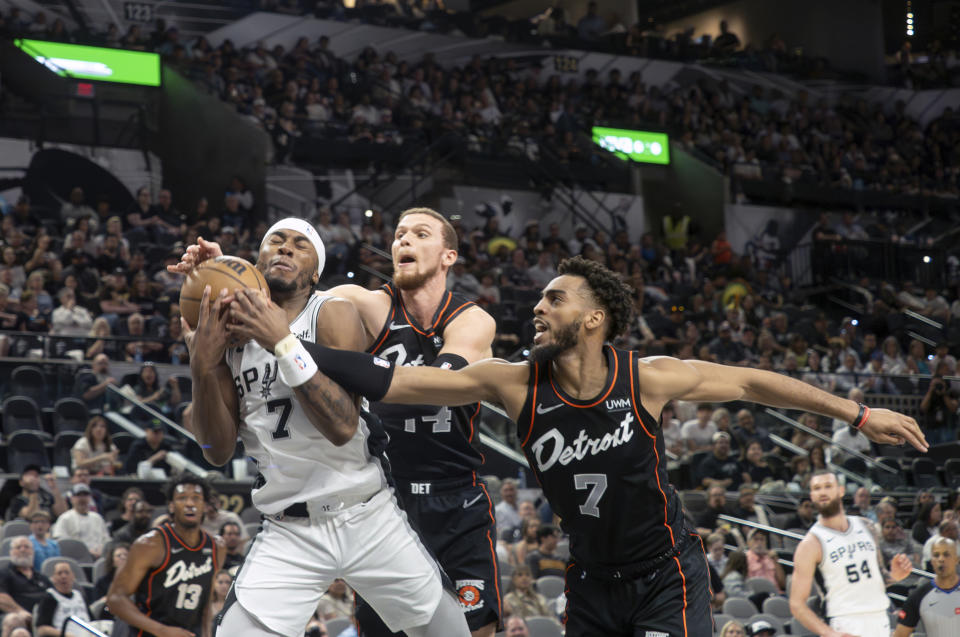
<box><xmin>809</xmin><ymin>516</ymin><xmax>888</xmax><ymax>618</ymax></box>
<box><xmin>225</xmin><ymin>294</ymin><xmax>386</xmax><ymax>515</ymax></box>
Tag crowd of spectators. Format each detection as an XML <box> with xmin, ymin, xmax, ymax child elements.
<box><xmin>4</xmin><ymin>7</ymin><xmax>960</xmax><ymax>197</ymax></box>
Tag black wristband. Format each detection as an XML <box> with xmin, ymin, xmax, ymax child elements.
<box><xmin>298</xmin><ymin>340</ymin><xmax>395</xmax><ymax>401</ymax></box>
<box><xmin>850</xmin><ymin>402</ymin><xmax>868</xmax><ymax>429</ymax></box>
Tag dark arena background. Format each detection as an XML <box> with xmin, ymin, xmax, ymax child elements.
<box><xmin>0</xmin><ymin>0</ymin><xmax>959</xmax><ymax>635</ymax></box>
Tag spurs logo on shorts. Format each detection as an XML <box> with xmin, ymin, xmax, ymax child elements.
<box><xmin>456</xmin><ymin>579</ymin><xmax>485</xmax><ymax>610</ymax></box>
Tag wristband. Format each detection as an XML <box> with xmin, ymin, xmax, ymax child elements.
<box><xmin>851</xmin><ymin>403</ymin><xmax>870</xmax><ymax>430</ymax></box>
<box><xmin>273</xmin><ymin>333</ymin><xmax>299</xmax><ymax>358</ymax></box>
<box><xmin>276</xmin><ymin>339</ymin><xmax>319</xmax><ymax>387</ymax></box>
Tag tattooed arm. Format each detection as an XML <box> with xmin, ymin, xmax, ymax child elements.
<box><xmin>294</xmin><ymin>297</ymin><xmax>363</xmax><ymax>444</ymax></box>
<box><xmin>228</xmin><ymin>291</ymin><xmax>362</xmax><ymax>446</ymax></box>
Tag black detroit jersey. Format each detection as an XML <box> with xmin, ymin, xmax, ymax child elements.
<box><xmin>517</xmin><ymin>346</ymin><xmax>685</xmax><ymax>566</ymax></box>
<box><xmin>367</xmin><ymin>282</ymin><xmax>483</xmax><ymax>481</ymax></box>
<box><xmin>135</xmin><ymin>524</ymin><xmax>217</xmax><ymax>637</ymax></box>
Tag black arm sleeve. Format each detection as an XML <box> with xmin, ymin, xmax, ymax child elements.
<box><xmin>35</xmin><ymin>592</ymin><xmax>56</xmax><ymax>627</ymax></box>
<box><xmin>897</xmin><ymin>582</ymin><xmax>928</xmax><ymax>628</ymax></box>
<box><xmin>298</xmin><ymin>340</ymin><xmax>395</xmax><ymax>401</ymax></box>
<box><xmin>373</xmin><ymin>353</ymin><xmax>471</xmax><ymax>418</ymax></box>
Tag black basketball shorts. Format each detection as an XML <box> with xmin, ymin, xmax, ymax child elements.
<box><xmin>563</xmin><ymin>531</ymin><xmax>713</xmax><ymax>637</ymax></box>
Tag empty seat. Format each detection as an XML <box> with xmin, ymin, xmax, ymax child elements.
<box><xmin>2</xmin><ymin>395</ymin><xmax>47</xmax><ymax>439</ymax></box>
<box><xmin>7</xmin><ymin>430</ymin><xmax>50</xmax><ymax>473</ymax></box>
<box><xmin>723</xmin><ymin>597</ymin><xmax>758</xmax><ymax>619</ymax></box>
<box><xmin>944</xmin><ymin>458</ymin><xmax>960</xmax><ymax>490</ymax></box>
<box><xmin>871</xmin><ymin>457</ymin><xmax>906</xmax><ymax>490</ymax></box>
<box><xmin>911</xmin><ymin>458</ymin><xmax>941</xmax><ymax>489</ymax></box>
<box><xmin>535</xmin><ymin>575</ymin><xmax>564</xmax><ymax>599</ymax></box>
<box><xmin>58</xmin><ymin>538</ymin><xmax>94</xmax><ymax>564</ymax></box>
<box><xmin>53</xmin><ymin>431</ymin><xmax>82</xmax><ymax>468</ymax></box>
<box><xmin>525</xmin><ymin>616</ymin><xmax>563</xmax><ymax>637</ymax></box>
<box><xmin>746</xmin><ymin>577</ymin><xmax>779</xmax><ymax>595</ymax></box>
<box><xmin>2</xmin><ymin>520</ymin><xmax>30</xmax><ymax>539</ymax></box>
<box><xmin>11</xmin><ymin>365</ymin><xmax>48</xmax><ymax>406</ymax></box>
<box><xmin>53</xmin><ymin>398</ymin><xmax>90</xmax><ymax>434</ymax></box>
<box><xmin>112</xmin><ymin>432</ymin><xmax>135</xmax><ymax>455</ymax></box>
<box><xmin>762</xmin><ymin>595</ymin><xmax>791</xmax><ymax>618</ymax></box>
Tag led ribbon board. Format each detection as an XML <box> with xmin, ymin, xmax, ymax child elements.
<box><xmin>14</xmin><ymin>38</ymin><xmax>161</xmax><ymax>87</ymax></box>
<box><xmin>592</xmin><ymin>127</ymin><xmax>670</xmax><ymax>165</ymax></box>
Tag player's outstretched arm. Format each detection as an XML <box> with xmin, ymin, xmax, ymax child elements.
<box><xmin>387</xmin><ymin>358</ymin><xmax>526</xmax><ymax>418</ymax></box>
<box><xmin>227</xmin><ymin>290</ymin><xmax>361</xmax><ymax>445</ymax></box>
<box><xmin>167</xmin><ymin>236</ymin><xmax>223</xmax><ymax>274</ymax></box>
<box><xmin>638</xmin><ymin>356</ymin><xmax>928</xmax><ymax>452</ymax></box>
<box><xmin>108</xmin><ymin>532</ymin><xmax>195</xmax><ymax>637</ymax></box>
<box><xmin>183</xmin><ymin>286</ymin><xmax>240</xmax><ymax>466</ymax></box>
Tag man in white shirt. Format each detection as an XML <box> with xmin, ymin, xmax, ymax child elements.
<box><xmin>494</xmin><ymin>479</ymin><xmax>522</xmax><ymax>533</ymax></box>
<box><xmin>51</xmin><ymin>484</ymin><xmax>110</xmax><ymax>559</ymax></box>
<box><xmin>681</xmin><ymin>403</ymin><xmax>717</xmax><ymax>454</ymax></box>
<box><xmin>829</xmin><ymin>424</ymin><xmax>871</xmax><ymax>463</ymax></box>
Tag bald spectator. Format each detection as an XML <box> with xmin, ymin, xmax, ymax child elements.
<box><xmin>35</xmin><ymin>560</ymin><xmax>91</xmax><ymax>637</ymax></box>
<box><xmin>0</xmin><ymin>536</ymin><xmax>53</xmax><ymax>635</ymax></box>
<box><xmin>112</xmin><ymin>499</ymin><xmax>154</xmax><ymax>544</ymax></box>
<box><xmin>505</xmin><ymin>616</ymin><xmax>530</xmax><ymax>637</ymax></box>
<box><xmin>220</xmin><ymin>522</ymin><xmax>247</xmax><ymax>573</ymax></box>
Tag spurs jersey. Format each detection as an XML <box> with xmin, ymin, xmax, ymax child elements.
<box><xmin>367</xmin><ymin>283</ymin><xmax>483</xmax><ymax>481</ymax></box>
<box><xmin>517</xmin><ymin>346</ymin><xmax>685</xmax><ymax>566</ymax></box>
<box><xmin>135</xmin><ymin>524</ymin><xmax>216</xmax><ymax>636</ymax></box>
<box><xmin>809</xmin><ymin>516</ymin><xmax>888</xmax><ymax>618</ymax></box>
<box><xmin>226</xmin><ymin>294</ymin><xmax>386</xmax><ymax>515</ymax></box>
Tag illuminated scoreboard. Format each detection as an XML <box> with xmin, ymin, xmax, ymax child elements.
<box><xmin>592</xmin><ymin>127</ymin><xmax>670</xmax><ymax>165</ymax></box>
<box><xmin>14</xmin><ymin>38</ymin><xmax>161</xmax><ymax>87</ymax></box>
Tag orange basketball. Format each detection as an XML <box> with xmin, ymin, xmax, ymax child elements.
<box><xmin>179</xmin><ymin>256</ymin><xmax>269</xmax><ymax>328</ymax></box>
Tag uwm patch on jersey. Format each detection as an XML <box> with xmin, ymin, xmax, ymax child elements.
<box><xmin>517</xmin><ymin>346</ymin><xmax>685</xmax><ymax>566</ymax></box>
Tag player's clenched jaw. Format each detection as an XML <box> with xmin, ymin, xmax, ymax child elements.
<box><xmin>392</xmin><ymin>213</ymin><xmax>455</xmax><ymax>290</ymax></box>
<box><xmin>171</xmin><ymin>484</ymin><xmax>206</xmax><ymax>529</ymax></box>
<box><xmin>257</xmin><ymin>230</ymin><xmax>319</xmax><ymax>295</ymax></box>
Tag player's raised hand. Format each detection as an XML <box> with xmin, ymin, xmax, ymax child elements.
<box><xmin>166</xmin><ymin>235</ymin><xmax>224</xmax><ymax>274</ymax></box>
<box><xmin>889</xmin><ymin>553</ymin><xmax>913</xmax><ymax>582</ymax></box>
<box><xmin>858</xmin><ymin>408</ymin><xmax>928</xmax><ymax>452</ymax></box>
<box><xmin>184</xmin><ymin>286</ymin><xmax>230</xmax><ymax>374</ymax></box>
<box><xmin>226</xmin><ymin>288</ymin><xmax>290</xmax><ymax>351</ymax></box>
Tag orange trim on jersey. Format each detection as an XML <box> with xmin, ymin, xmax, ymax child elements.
<box><xmin>431</xmin><ymin>293</ymin><xmax>453</xmax><ymax>329</ymax></box>
<box><xmin>561</xmin><ymin>563</ymin><xmax>574</xmax><ymax>626</ymax></box>
<box><xmin>467</xmin><ymin>403</ymin><xmax>481</xmax><ymax>442</ymax></box>
<box><xmin>369</xmin><ymin>305</ymin><xmax>397</xmax><ymax>354</ymax></box>
<box><xmin>166</xmin><ymin>523</ymin><xmax>208</xmax><ymax>551</ymax></box>
<box><xmin>142</xmin><ymin>525</ymin><xmax>172</xmax><ymax>632</ymax></box>
<box><xmin>548</xmin><ymin>345</ymin><xmax>618</xmax><ymax>409</ymax></box>
<box><xmin>673</xmin><ymin>555</ymin><xmax>689</xmax><ymax>637</ymax></box>
<box><xmin>629</xmin><ymin>351</ymin><xmax>675</xmax><ymax>546</ymax></box>
<box><xmin>399</xmin><ymin>301</ymin><xmax>435</xmax><ymax>337</ymax></box>
<box><xmin>440</xmin><ymin>301</ymin><xmax>472</xmax><ymax>327</ymax></box>
<box><xmin>520</xmin><ymin>363</ymin><xmax>540</xmax><ymax>447</ymax></box>
<box><xmin>478</xmin><ymin>481</ymin><xmax>503</xmax><ymax>618</ymax></box>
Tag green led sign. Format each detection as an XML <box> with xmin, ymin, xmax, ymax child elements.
<box><xmin>592</xmin><ymin>127</ymin><xmax>670</xmax><ymax>165</ymax></box>
<box><xmin>14</xmin><ymin>38</ymin><xmax>161</xmax><ymax>87</ymax></box>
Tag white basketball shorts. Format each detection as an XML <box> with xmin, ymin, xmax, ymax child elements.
<box><xmin>829</xmin><ymin>610</ymin><xmax>891</xmax><ymax>637</ymax></box>
<box><xmin>232</xmin><ymin>489</ymin><xmax>443</xmax><ymax>636</ymax></box>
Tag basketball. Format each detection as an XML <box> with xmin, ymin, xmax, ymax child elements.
<box><xmin>179</xmin><ymin>256</ymin><xmax>269</xmax><ymax>328</ymax></box>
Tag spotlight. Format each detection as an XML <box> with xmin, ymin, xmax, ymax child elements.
<box><xmin>364</xmin><ymin>209</ymin><xmax>373</xmax><ymax>218</ymax></box>
<box><xmin>851</xmin><ymin>319</ymin><xmax>859</xmax><ymax>326</ymax></box>
<box><xmin>522</xmin><ymin>349</ymin><xmax>530</xmax><ymax>357</ymax></box>
<box><xmin>347</xmin><ymin>271</ymin><xmax>355</xmax><ymax>278</ymax></box>
<box><xmin>923</xmin><ymin>255</ymin><xmax>931</xmax><ymax>264</ymax></box>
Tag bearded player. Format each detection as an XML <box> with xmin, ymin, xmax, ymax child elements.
<box><xmin>172</xmin><ymin>208</ymin><xmax>500</xmax><ymax>636</ymax></box>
